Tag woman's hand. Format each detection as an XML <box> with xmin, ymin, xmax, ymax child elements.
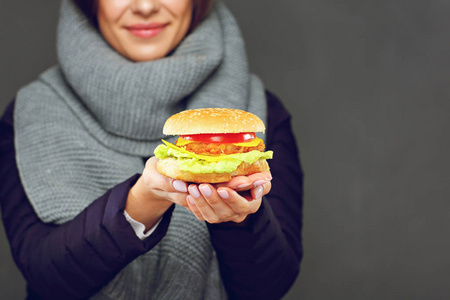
<box><xmin>126</xmin><ymin>157</ymin><xmax>190</xmax><ymax>230</ymax></box>
<box><xmin>186</xmin><ymin>172</ymin><xmax>272</xmax><ymax>224</ymax></box>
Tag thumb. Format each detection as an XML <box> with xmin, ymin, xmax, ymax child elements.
<box><xmin>144</xmin><ymin>157</ymin><xmax>188</xmax><ymax>193</ymax></box>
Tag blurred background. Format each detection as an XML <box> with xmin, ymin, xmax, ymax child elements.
<box><xmin>1</xmin><ymin>0</ymin><xmax>450</xmax><ymax>299</ymax></box>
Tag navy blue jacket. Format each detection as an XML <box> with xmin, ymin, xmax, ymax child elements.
<box><xmin>0</xmin><ymin>91</ymin><xmax>303</xmax><ymax>300</ymax></box>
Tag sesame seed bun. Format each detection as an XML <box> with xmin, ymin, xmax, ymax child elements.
<box><xmin>155</xmin><ymin>108</ymin><xmax>271</xmax><ymax>183</ymax></box>
<box><xmin>163</xmin><ymin>108</ymin><xmax>266</xmax><ymax>135</ymax></box>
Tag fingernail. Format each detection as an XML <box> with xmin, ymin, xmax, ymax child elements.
<box><xmin>199</xmin><ymin>185</ymin><xmax>212</xmax><ymax>197</ymax></box>
<box><xmin>188</xmin><ymin>195</ymin><xmax>195</xmax><ymax>205</ymax></box>
<box><xmin>189</xmin><ymin>185</ymin><xmax>201</xmax><ymax>198</ymax></box>
<box><xmin>254</xmin><ymin>185</ymin><xmax>263</xmax><ymax>200</ymax></box>
<box><xmin>253</xmin><ymin>180</ymin><xmax>266</xmax><ymax>187</ymax></box>
<box><xmin>173</xmin><ymin>180</ymin><xmax>187</xmax><ymax>192</ymax></box>
<box><xmin>217</xmin><ymin>189</ymin><xmax>229</xmax><ymax>199</ymax></box>
<box><xmin>237</xmin><ymin>183</ymin><xmax>252</xmax><ymax>189</ymax></box>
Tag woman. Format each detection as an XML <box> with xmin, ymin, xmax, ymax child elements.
<box><xmin>0</xmin><ymin>0</ymin><xmax>303</xmax><ymax>299</ymax></box>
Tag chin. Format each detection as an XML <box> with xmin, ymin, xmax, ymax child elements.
<box><xmin>122</xmin><ymin>46</ymin><xmax>169</xmax><ymax>62</ymax></box>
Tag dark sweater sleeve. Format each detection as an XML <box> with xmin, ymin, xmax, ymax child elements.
<box><xmin>207</xmin><ymin>91</ymin><xmax>304</xmax><ymax>300</ymax></box>
<box><xmin>0</xmin><ymin>101</ymin><xmax>175</xmax><ymax>300</ymax></box>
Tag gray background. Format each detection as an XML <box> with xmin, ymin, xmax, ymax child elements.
<box><xmin>1</xmin><ymin>0</ymin><xmax>450</xmax><ymax>299</ymax></box>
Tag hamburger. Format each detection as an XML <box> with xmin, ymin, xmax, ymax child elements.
<box><xmin>154</xmin><ymin>108</ymin><xmax>273</xmax><ymax>183</ymax></box>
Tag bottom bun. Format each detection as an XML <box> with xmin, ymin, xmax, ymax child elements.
<box><xmin>156</xmin><ymin>157</ymin><xmax>270</xmax><ymax>183</ymax></box>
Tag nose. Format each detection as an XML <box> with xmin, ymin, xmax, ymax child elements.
<box><xmin>130</xmin><ymin>0</ymin><xmax>161</xmax><ymax>17</ymax></box>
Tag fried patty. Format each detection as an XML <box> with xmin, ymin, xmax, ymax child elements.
<box><xmin>178</xmin><ymin>139</ymin><xmax>265</xmax><ymax>155</ymax></box>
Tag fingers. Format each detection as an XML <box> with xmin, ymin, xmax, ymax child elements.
<box><xmin>187</xmin><ymin>184</ymin><xmax>235</xmax><ymax>223</ymax></box>
<box><xmin>186</xmin><ymin>184</ymin><xmax>262</xmax><ymax>224</ymax></box>
<box><xmin>246</xmin><ymin>171</ymin><xmax>272</xmax><ymax>185</ymax></box>
<box><xmin>214</xmin><ymin>171</ymin><xmax>272</xmax><ymax>192</ymax></box>
<box><xmin>219</xmin><ymin>188</ymin><xmax>261</xmax><ymax>223</ymax></box>
<box><xmin>143</xmin><ymin>158</ymin><xmax>271</xmax><ymax>218</ymax></box>
<box><xmin>144</xmin><ymin>157</ymin><xmax>188</xmax><ymax>192</ymax></box>
<box><xmin>251</xmin><ymin>181</ymin><xmax>271</xmax><ymax>201</ymax></box>
<box><xmin>142</xmin><ymin>157</ymin><xmax>189</xmax><ymax>207</ymax></box>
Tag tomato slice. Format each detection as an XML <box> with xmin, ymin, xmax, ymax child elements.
<box><xmin>180</xmin><ymin>132</ymin><xmax>256</xmax><ymax>143</ymax></box>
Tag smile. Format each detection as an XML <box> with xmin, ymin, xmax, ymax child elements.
<box><xmin>126</xmin><ymin>23</ymin><xmax>168</xmax><ymax>38</ymax></box>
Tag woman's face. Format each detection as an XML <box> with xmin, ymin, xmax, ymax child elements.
<box><xmin>97</xmin><ymin>0</ymin><xmax>193</xmax><ymax>62</ymax></box>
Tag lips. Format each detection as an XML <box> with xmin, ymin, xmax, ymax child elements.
<box><xmin>126</xmin><ymin>23</ymin><xmax>168</xmax><ymax>38</ymax></box>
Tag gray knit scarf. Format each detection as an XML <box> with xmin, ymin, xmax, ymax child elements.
<box><xmin>14</xmin><ymin>0</ymin><xmax>266</xmax><ymax>299</ymax></box>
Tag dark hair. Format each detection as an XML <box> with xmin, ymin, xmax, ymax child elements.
<box><xmin>73</xmin><ymin>0</ymin><xmax>213</xmax><ymax>32</ymax></box>
<box><xmin>72</xmin><ymin>0</ymin><xmax>98</xmax><ymax>24</ymax></box>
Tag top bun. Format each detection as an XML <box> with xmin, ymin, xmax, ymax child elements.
<box><xmin>163</xmin><ymin>108</ymin><xmax>265</xmax><ymax>135</ymax></box>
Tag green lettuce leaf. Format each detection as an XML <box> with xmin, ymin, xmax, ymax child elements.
<box><xmin>154</xmin><ymin>141</ymin><xmax>273</xmax><ymax>174</ymax></box>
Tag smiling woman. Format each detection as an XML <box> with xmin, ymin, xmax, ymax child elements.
<box><xmin>73</xmin><ymin>0</ymin><xmax>212</xmax><ymax>34</ymax></box>
<box><xmin>96</xmin><ymin>0</ymin><xmax>193</xmax><ymax>61</ymax></box>
<box><xmin>0</xmin><ymin>0</ymin><xmax>303</xmax><ymax>299</ymax></box>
